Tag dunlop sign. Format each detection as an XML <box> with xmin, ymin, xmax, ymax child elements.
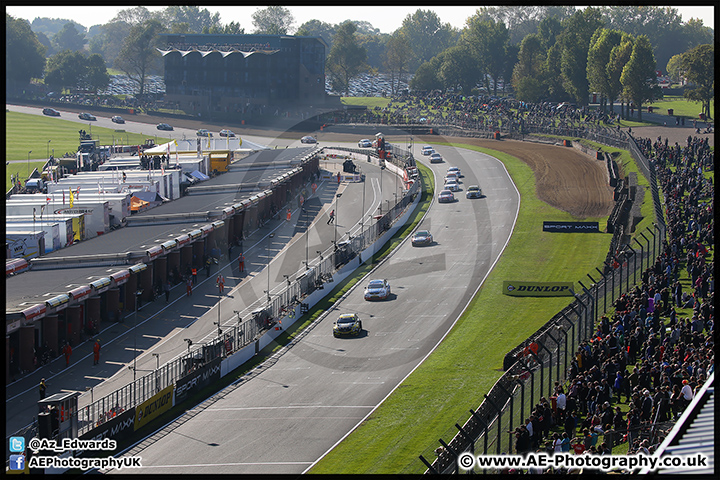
<box><xmin>503</xmin><ymin>281</ymin><xmax>575</xmax><ymax>297</ymax></box>
<box><xmin>134</xmin><ymin>384</ymin><xmax>174</xmax><ymax>431</ymax></box>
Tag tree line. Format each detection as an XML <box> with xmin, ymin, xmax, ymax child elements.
<box><xmin>5</xmin><ymin>6</ymin><xmax>714</xmax><ymax>118</ymax></box>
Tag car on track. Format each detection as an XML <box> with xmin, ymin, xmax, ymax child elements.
<box><xmin>438</xmin><ymin>189</ymin><xmax>455</xmax><ymax>203</ymax></box>
<box><xmin>358</xmin><ymin>138</ymin><xmax>372</xmax><ymax>148</ymax></box>
<box><xmin>364</xmin><ymin>279</ymin><xmax>391</xmax><ymax>301</ymax></box>
<box><xmin>301</xmin><ymin>135</ymin><xmax>317</xmax><ymax>144</ymax></box>
<box><xmin>78</xmin><ymin>112</ymin><xmax>96</xmax><ymax>121</ymax></box>
<box><xmin>156</xmin><ymin>123</ymin><xmax>174</xmax><ymax>131</ymax></box>
<box><xmin>444</xmin><ymin>172</ymin><xmax>459</xmax><ymax>184</ymax></box>
<box><xmin>447</xmin><ymin>166</ymin><xmax>462</xmax><ymax>178</ymax></box>
<box><xmin>466</xmin><ymin>185</ymin><xmax>483</xmax><ymax>198</ymax></box>
<box><xmin>111</xmin><ymin>115</ymin><xmax>125</xmax><ymax>124</ymax></box>
<box><xmin>421</xmin><ymin>145</ymin><xmax>434</xmax><ymax>155</ymax></box>
<box><xmin>444</xmin><ymin>180</ymin><xmax>460</xmax><ymax>192</ymax></box>
<box><xmin>219</xmin><ymin>129</ymin><xmax>235</xmax><ymax>137</ymax></box>
<box><xmin>196</xmin><ymin>129</ymin><xmax>213</xmax><ymax>137</ymax></box>
<box><xmin>42</xmin><ymin>108</ymin><xmax>60</xmax><ymax>116</ymax></box>
<box><xmin>430</xmin><ymin>153</ymin><xmax>443</xmax><ymax>163</ymax></box>
<box><xmin>333</xmin><ymin>313</ymin><xmax>363</xmax><ymax>337</ymax></box>
<box><xmin>411</xmin><ymin>230</ymin><xmax>433</xmax><ymax>247</ymax></box>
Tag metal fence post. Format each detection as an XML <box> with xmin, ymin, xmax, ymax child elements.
<box><xmin>626</xmin><ymin>245</ymin><xmax>637</xmax><ymax>286</ymax></box>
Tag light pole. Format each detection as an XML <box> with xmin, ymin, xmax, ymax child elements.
<box><xmin>47</xmin><ymin>140</ymin><xmax>51</xmax><ymax>160</ymax></box>
<box><xmin>133</xmin><ymin>289</ymin><xmax>141</xmax><ymax>383</ymax></box>
<box><xmin>27</xmin><ymin>150</ymin><xmax>32</xmax><ymax>178</ymax></box>
<box><xmin>266</xmin><ymin>233</ymin><xmax>274</xmax><ymax>302</ymax></box>
<box><xmin>305</xmin><ymin>205</ymin><xmax>309</xmax><ymax>270</ymax></box>
<box><xmin>334</xmin><ymin>193</ymin><xmax>342</xmax><ymax>246</ymax></box>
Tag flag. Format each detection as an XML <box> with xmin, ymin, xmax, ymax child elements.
<box><xmin>69</xmin><ymin>188</ymin><xmax>74</xmax><ymax>207</ymax></box>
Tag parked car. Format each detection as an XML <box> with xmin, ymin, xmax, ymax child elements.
<box><xmin>466</xmin><ymin>185</ymin><xmax>483</xmax><ymax>198</ymax></box>
<box><xmin>364</xmin><ymin>279</ymin><xmax>391</xmax><ymax>301</ymax></box>
<box><xmin>156</xmin><ymin>123</ymin><xmax>174</xmax><ymax>131</ymax></box>
<box><xmin>358</xmin><ymin>138</ymin><xmax>372</xmax><ymax>148</ymax></box>
<box><xmin>111</xmin><ymin>115</ymin><xmax>125</xmax><ymax>124</ymax></box>
<box><xmin>430</xmin><ymin>153</ymin><xmax>443</xmax><ymax>163</ymax></box>
<box><xmin>219</xmin><ymin>129</ymin><xmax>235</xmax><ymax>137</ymax></box>
<box><xmin>42</xmin><ymin>108</ymin><xmax>60</xmax><ymax>116</ymax></box>
<box><xmin>301</xmin><ymin>135</ymin><xmax>317</xmax><ymax>144</ymax></box>
<box><xmin>411</xmin><ymin>230</ymin><xmax>433</xmax><ymax>247</ymax></box>
<box><xmin>333</xmin><ymin>313</ymin><xmax>362</xmax><ymax>337</ymax></box>
<box><xmin>438</xmin><ymin>189</ymin><xmax>455</xmax><ymax>203</ymax></box>
<box><xmin>421</xmin><ymin>145</ymin><xmax>434</xmax><ymax>156</ymax></box>
<box><xmin>196</xmin><ymin>129</ymin><xmax>213</xmax><ymax>137</ymax></box>
<box><xmin>78</xmin><ymin>112</ymin><xmax>96</xmax><ymax>121</ymax></box>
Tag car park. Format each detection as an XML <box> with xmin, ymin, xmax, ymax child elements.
<box><xmin>444</xmin><ymin>180</ymin><xmax>460</xmax><ymax>192</ymax></box>
<box><xmin>438</xmin><ymin>189</ymin><xmax>455</xmax><ymax>203</ymax></box>
<box><xmin>157</xmin><ymin>123</ymin><xmax>174</xmax><ymax>131</ymax></box>
<box><xmin>333</xmin><ymin>313</ymin><xmax>363</xmax><ymax>337</ymax></box>
<box><xmin>421</xmin><ymin>145</ymin><xmax>434</xmax><ymax>155</ymax></box>
<box><xmin>196</xmin><ymin>129</ymin><xmax>213</xmax><ymax>137</ymax></box>
<box><xmin>111</xmin><ymin>115</ymin><xmax>125</xmax><ymax>124</ymax></box>
<box><xmin>42</xmin><ymin>108</ymin><xmax>60</xmax><ymax>116</ymax></box>
<box><xmin>358</xmin><ymin>138</ymin><xmax>372</xmax><ymax>148</ymax></box>
<box><xmin>447</xmin><ymin>166</ymin><xmax>462</xmax><ymax>177</ymax></box>
<box><xmin>364</xmin><ymin>279</ymin><xmax>391</xmax><ymax>301</ymax></box>
<box><xmin>78</xmin><ymin>112</ymin><xmax>96</xmax><ymax>121</ymax></box>
<box><xmin>219</xmin><ymin>129</ymin><xmax>235</xmax><ymax>137</ymax></box>
<box><xmin>466</xmin><ymin>185</ymin><xmax>483</xmax><ymax>198</ymax></box>
<box><xmin>430</xmin><ymin>153</ymin><xmax>443</xmax><ymax>163</ymax></box>
<box><xmin>301</xmin><ymin>135</ymin><xmax>317</xmax><ymax>144</ymax></box>
<box><xmin>411</xmin><ymin>230</ymin><xmax>433</xmax><ymax>247</ymax></box>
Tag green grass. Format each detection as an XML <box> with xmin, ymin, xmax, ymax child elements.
<box><xmin>310</xmin><ymin>144</ymin><xmax>613</xmax><ymax>474</ymax></box>
<box><xmin>341</xmin><ymin>97</ymin><xmax>391</xmax><ymax>109</ymax></box>
<box><xmin>647</xmin><ymin>95</ymin><xmax>714</xmax><ymax>119</ymax></box>
<box><xmin>5</xmin><ymin>111</ymin><xmax>173</xmax><ymax>191</ymax></box>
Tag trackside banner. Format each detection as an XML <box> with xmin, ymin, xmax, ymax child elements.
<box><xmin>503</xmin><ymin>281</ymin><xmax>575</xmax><ymax>297</ymax></box>
<box><xmin>543</xmin><ymin>221</ymin><xmax>599</xmax><ymax>232</ymax></box>
<box><xmin>134</xmin><ymin>384</ymin><xmax>174</xmax><ymax>431</ymax></box>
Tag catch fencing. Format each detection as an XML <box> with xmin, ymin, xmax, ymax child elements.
<box><xmin>418</xmin><ymin>223</ymin><xmax>665</xmax><ymax>474</ymax></box>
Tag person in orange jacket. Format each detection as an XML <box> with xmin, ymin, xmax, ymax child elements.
<box><xmin>93</xmin><ymin>339</ymin><xmax>101</xmax><ymax>365</ymax></box>
<box><xmin>63</xmin><ymin>342</ymin><xmax>72</xmax><ymax>367</ymax></box>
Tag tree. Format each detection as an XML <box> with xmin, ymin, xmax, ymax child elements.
<box><xmin>44</xmin><ymin>49</ymin><xmax>87</xmax><ymax>92</ymax></box>
<box><xmin>587</xmin><ymin>28</ymin><xmax>624</xmax><ymax>110</ymax></box>
<box><xmin>203</xmin><ymin>21</ymin><xmax>245</xmax><ymax>35</ymax></box>
<box><xmin>111</xmin><ymin>7</ymin><xmax>155</xmax><ymax>26</ymax></box>
<box><xmin>296</xmin><ymin>19</ymin><xmax>336</xmax><ymax>48</ymax></box>
<box><xmin>665</xmin><ymin>53</ymin><xmax>685</xmax><ymax>84</ymax></box>
<box><xmin>115</xmin><ymin>19</ymin><xmax>166</xmax><ymax>99</ymax></box>
<box><xmin>252</xmin><ymin>6</ymin><xmax>294</xmax><ymax>35</ymax></box>
<box><xmin>409</xmin><ymin>58</ymin><xmax>442</xmax><ymax>92</ymax></box>
<box><xmin>463</xmin><ymin>15</ymin><xmax>510</xmax><ymax>96</ymax></box>
<box><xmin>399</xmin><ymin>9</ymin><xmax>457</xmax><ymax>71</ymax></box>
<box><xmin>476</xmin><ymin>6</ymin><xmax>576</xmax><ymax>45</ymax></box>
<box><xmin>162</xmin><ymin>6</ymin><xmax>221</xmax><ymax>34</ymax></box>
<box><xmin>439</xmin><ymin>45</ymin><xmax>478</xmax><ymax>94</ymax></box>
<box><xmin>557</xmin><ymin>7</ymin><xmax>604</xmax><ymax>105</ymax></box>
<box><xmin>544</xmin><ymin>43</ymin><xmax>567</xmax><ymax>101</ymax></box>
<box><xmin>607</xmin><ymin>33</ymin><xmax>634</xmax><ymax>118</ymax></box>
<box><xmin>326</xmin><ymin>21</ymin><xmax>366</xmax><ymax>96</ymax></box>
<box><xmin>512</xmin><ymin>33</ymin><xmax>547</xmax><ymax>102</ymax></box>
<box><xmin>383</xmin><ymin>32</ymin><xmax>411</xmax><ymax>95</ymax></box>
<box><xmin>82</xmin><ymin>53</ymin><xmax>110</xmax><ymax>93</ymax></box>
<box><xmin>88</xmin><ymin>21</ymin><xmax>131</xmax><ymax>69</ymax></box>
<box><xmin>620</xmin><ymin>35</ymin><xmax>657</xmax><ymax>121</ymax></box>
<box><xmin>6</xmin><ymin>14</ymin><xmax>47</xmax><ymax>91</ymax></box>
<box><xmin>681</xmin><ymin>44</ymin><xmax>714</xmax><ymax>119</ymax></box>
<box><xmin>52</xmin><ymin>22</ymin><xmax>86</xmax><ymax>52</ymax></box>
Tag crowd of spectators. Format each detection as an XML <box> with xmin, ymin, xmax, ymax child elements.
<box><xmin>505</xmin><ymin>133</ymin><xmax>713</xmax><ymax>473</ymax></box>
<box><xmin>321</xmin><ymin>91</ymin><xmax>624</xmax><ymax>137</ymax></box>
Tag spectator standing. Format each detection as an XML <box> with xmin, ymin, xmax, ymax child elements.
<box><xmin>93</xmin><ymin>339</ymin><xmax>101</xmax><ymax>365</ymax></box>
<box><xmin>39</xmin><ymin>378</ymin><xmax>47</xmax><ymax>400</ymax></box>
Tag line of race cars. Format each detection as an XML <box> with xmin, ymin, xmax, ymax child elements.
<box><xmin>334</xmin><ymin>144</ymin><xmax>483</xmax><ymax>337</ymax></box>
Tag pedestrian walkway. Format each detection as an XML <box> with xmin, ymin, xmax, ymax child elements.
<box><xmin>4</xmin><ymin>163</ymin><xmax>348</xmax><ymax>439</ymax></box>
